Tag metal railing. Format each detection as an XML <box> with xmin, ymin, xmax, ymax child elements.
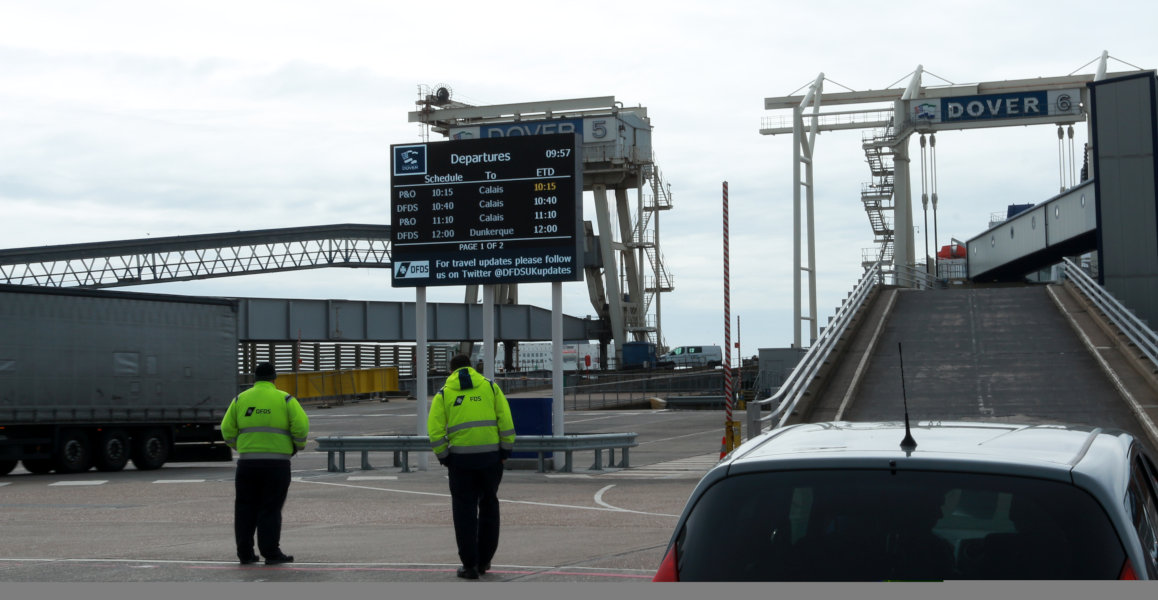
<box><xmin>563</xmin><ymin>370</ymin><xmax>723</xmax><ymax>410</ymax></box>
<box><xmin>1061</xmin><ymin>258</ymin><xmax>1158</xmax><ymax>369</ymax></box>
<box><xmin>937</xmin><ymin>260</ymin><xmax>969</xmax><ymax>281</ymax></box>
<box><xmin>759</xmin><ymin>110</ymin><xmax>894</xmax><ymax>135</ymax></box>
<box><xmin>398</xmin><ymin>369</ymin><xmax>722</xmax><ymax>411</ymax></box>
<box><xmin>894</xmin><ymin>264</ymin><xmax>939</xmax><ymax>290</ymax></box>
<box><xmin>315</xmin><ymin>432</ymin><xmax>638</xmax><ymax>474</ymax></box>
<box><xmin>746</xmin><ymin>262</ymin><xmax>883</xmax><ymax>440</ymax></box>
<box><xmin>0</xmin><ymin>224</ymin><xmax>392</xmax><ymax>288</ymax></box>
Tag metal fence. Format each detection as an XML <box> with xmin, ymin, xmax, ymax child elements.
<box><xmin>562</xmin><ymin>369</ymin><xmax>724</xmax><ymax>410</ymax></box>
<box><xmin>894</xmin><ymin>264</ymin><xmax>939</xmax><ymax>290</ymax></box>
<box><xmin>240</xmin><ymin>341</ymin><xmax>445</xmax><ymax>376</ymax></box>
<box><xmin>397</xmin><ymin>368</ymin><xmax>724</xmax><ymax>411</ymax></box>
<box><xmin>1061</xmin><ymin>257</ymin><xmax>1158</xmax><ymax>369</ymax></box>
<box><xmin>746</xmin><ymin>262</ymin><xmax>883</xmax><ymax>439</ymax></box>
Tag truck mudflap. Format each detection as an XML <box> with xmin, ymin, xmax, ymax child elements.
<box><xmin>0</xmin><ymin>434</ymin><xmax>53</xmax><ymax>461</ymax></box>
<box><xmin>169</xmin><ymin>443</ymin><xmax>234</xmax><ymax>463</ymax></box>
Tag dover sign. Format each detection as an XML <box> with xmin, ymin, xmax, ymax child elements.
<box><xmin>911</xmin><ymin>88</ymin><xmax>1081</xmax><ymax>124</ymax></box>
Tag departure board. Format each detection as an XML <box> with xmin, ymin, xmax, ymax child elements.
<box><xmin>389</xmin><ymin>133</ymin><xmax>582</xmax><ymax>287</ymax></box>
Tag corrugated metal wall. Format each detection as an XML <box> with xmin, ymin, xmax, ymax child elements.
<box><xmin>238</xmin><ymin>341</ymin><xmax>455</xmax><ymax>379</ymax></box>
<box><xmin>1092</xmin><ymin>72</ymin><xmax>1158</xmax><ymax>327</ymax></box>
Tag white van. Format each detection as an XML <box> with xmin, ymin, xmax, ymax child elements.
<box><xmin>658</xmin><ymin>345</ymin><xmax>723</xmax><ymax>368</ymax></box>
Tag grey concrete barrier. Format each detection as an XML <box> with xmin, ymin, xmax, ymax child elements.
<box><xmin>315</xmin><ymin>432</ymin><xmax>638</xmax><ymax>474</ymax></box>
<box><xmin>664</xmin><ymin>395</ymin><xmax>726</xmax><ymax>409</ymax></box>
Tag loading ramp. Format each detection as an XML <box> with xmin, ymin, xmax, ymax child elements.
<box><xmin>801</xmin><ymin>284</ymin><xmax>1158</xmax><ymax>447</ymax></box>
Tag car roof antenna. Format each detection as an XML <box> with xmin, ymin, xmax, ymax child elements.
<box><xmin>898</xmin><ymin>342</ymin><xmax>918</xmax><ymax>452</ymax></box>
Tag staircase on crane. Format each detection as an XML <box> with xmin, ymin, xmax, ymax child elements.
<box><xmin>861</xmin><ymin>121</ymin><xmax>897</xmax><ymax>271</ymax></box>
<box><xmin>630</xmin><ymin>163</ymin><xmax>675</xmax><ymax>348</ymax></box>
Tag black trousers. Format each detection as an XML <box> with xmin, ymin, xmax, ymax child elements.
<box><xmin>233</xmin><ymin>458</ymin><xmax>291</xmax><ymax>559</ymax></box>
<box><xmin>447</xmin><ymin>461</ymin><xmax>504</xmax><ymax>568</ymax></box>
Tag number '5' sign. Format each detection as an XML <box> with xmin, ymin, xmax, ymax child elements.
<box><xmin>590</xmin><ymin>119</ymin><xmax>608</xmax><ymax>139</ymax></box>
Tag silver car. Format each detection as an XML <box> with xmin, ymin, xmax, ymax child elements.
<box><xmin>654</xmin><ymin>421</ymin><xmax>1158</xmax><ymax>580</ymax></box>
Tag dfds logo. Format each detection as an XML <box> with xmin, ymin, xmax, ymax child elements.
<box><xmin>393</xmin><ymin>145</ymin><xmax>427</xmax><ymax>176</ymax></box>
<box><xmin>394</xmin><ymin>261</ymin><xmax>431</xmax><ymax>279</ymax></box>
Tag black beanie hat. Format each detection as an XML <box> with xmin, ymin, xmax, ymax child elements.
<box><xmin>449</xmin><ymin>354</ymin><xmax>471</xmax><ymax>371</ymax></box>
<box><xmin>255</xmin><ymin>362</ymin><xmax>277</xmax><ymax>381</ymax></box>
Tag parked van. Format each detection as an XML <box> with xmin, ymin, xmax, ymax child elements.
<box><xmin>658</xmin><ymin>345</ymin><xmax>723</xmax><ymax>368</ymax></box>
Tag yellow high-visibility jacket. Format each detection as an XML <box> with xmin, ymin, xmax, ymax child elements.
<box><xmin>221</xmin><ymin>380</ymin><xmax>310</xmax><ymax>460</ymax></box>
<box><xmin>427</xmin><ymin>366</ymin><xmax>515</xmax><ymax>466</ymax></box>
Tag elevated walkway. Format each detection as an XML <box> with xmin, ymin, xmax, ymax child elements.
<box><xmin>0</xmin><ymin>224</ymin><xmax>393</xmax><ymax>287</ymax></box>
<box><xmin>966</xmin><ymin>180</ymin><xmax>1097</xmax><ymax>282</ymax></box>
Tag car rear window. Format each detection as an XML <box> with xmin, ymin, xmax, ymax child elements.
<box><xmin>676</xmin><ymin>469</ymin><xmax>1126</xmax><ymax>581</ymax></box>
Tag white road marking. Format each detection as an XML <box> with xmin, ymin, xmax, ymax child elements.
<box><xmin>0</xmin><ymin>556</ymin><xmax>655</xmax><ymax>576</ymax></box>
<box><xmin>593</xmin><ymin>484</ymin><xmax>617</xmax><ymax>509</ymax></box>
<box><xmin>602</xmin><ymin>453</ymin><xmax>718</xmax><ymax>479</ymax></box>
<box><xmin>297</xmin><ymin>479</ymin><xmax>678</xmax><ymax>517</ymax></box>
<box><xmin>591</xmin><ymin>483</ymin><xmax>679</xmax><ymax>516</ymax></box>
<box><xmin>566</xmin><ymin>413</ymin><xmax>639</xmax><ymax>424</ymax></box>
<box><xmin>153</xmin><ymin>479</ymin><xmax>206</xmax><ymax>484</ymax></box>
<box><xmin>48</xmin><ymin>480</ymin><xmax>107</xmax><ymax>486</ymax></box>
<box><xmin>347</xmin><ymin>476</ymin><xmax>398</xmax><ymax>481</ymax></box>
<box><xmin>636</xmin><ymin>429</ymin><xmax>721</xmax><ymax>446</ymax></box>
<box><xmin>310</xmin><ymin>413</ymin><xmax>416</xmax><ymax>418</ymax></box>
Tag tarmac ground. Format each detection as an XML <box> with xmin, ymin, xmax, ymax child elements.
<box><xmin>0</xmin><ymin>398</ymin><xmax>728</xmax><ymax>584</ymax></box>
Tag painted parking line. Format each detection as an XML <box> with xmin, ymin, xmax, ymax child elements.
<box><xmin>299</xmin><ymin>479</ymin><xmax>679</xmax><ymax>517</ymax></box>
<box><xmin>48</xmin><ymin>480</ymin><xmax>108</xmax><ymax>486</ymax></box>
<box><xmin>310</xmin><ymin>413</ymin><xmax>417</xmax><ymax>418</ymax></box>
<box><xmin>346</xmin><ymin>476</ymin><xmax>398</xmax><ymax>481</ymax></box>
<box><xmin>601</xmin><ymin>453</ymin><xmax>718</xmax><ymax>479</ymax></box>
<box><xmin>0</xmin><ymin>557</ymin><xmax>654</xmax><ymax>579</ymax></box>
<box><xmin>153</xmin><ymin>479</ymin><xmax>207</xmax><ymax>484</ymax></box>
<box><xmin>566</xmin><ymin>413</ymin><xmax>640</xmax><ymax>424</ymax></box>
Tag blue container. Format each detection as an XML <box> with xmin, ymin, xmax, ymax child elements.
<box><xmin>508</xmin><ymin>396</ymin><xmax>553</xmax><ymax>459</ymax></box>
<box><xmin>621</xmin><ymin>341</ymin><xmax>657</xmax><ymax>369</ymax></box>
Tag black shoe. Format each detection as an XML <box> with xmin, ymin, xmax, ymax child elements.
<box><xmin>478</xmin><ymin>563</ymin><xmax>491</xmax><ymax>575</ymax></box>
<box><xmin>239</xmin><ymin>555</ymin><xmax>260</xmax><ymax>565</ymax></box>
<box><xmin>456</xmin><ymin>566</ymin><xmax>479</xmax><ymax>580</ymax></box>
<box><xmin>265</xmin><ymin>554</ymin><xmax>294</xmax><ymax>566</ymax></box>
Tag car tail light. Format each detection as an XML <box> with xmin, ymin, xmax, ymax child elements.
<box><xmin>652</xmin><ymin>544</ymin><xmax>679</xmax><ymax>582</ymax></box>
<box><xmin>1119</xmin><ymin>558</ymin><xmax>1137</xmax><ymax>580</ymax></box>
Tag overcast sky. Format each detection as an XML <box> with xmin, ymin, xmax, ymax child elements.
<box><xmin>2</xmin><ymin>1</ymin><xmax>1156</xmax><ymax>356</ymax></box>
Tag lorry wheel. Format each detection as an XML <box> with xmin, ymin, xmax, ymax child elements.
<box><xmin>54</xmin><ymin>430</ymin><xmax>93</xmax><ymax>474</ymax></box>
<box><xmin>22</xmin><ymin>458</ymin><xmax>55</xmax><ymax>474</ymax></box>
<box><xmin>0</xmin><ymin>459</ymin><xmax>16</xmax><ymax>476</ymax></box>
<box><xmin>130</xmin><ymin>428</ymin><xmax>170</xmax><ymax>471</ymax></box>
<box><xmin>93</xmin><ymin>429</ymin><xmax>130</xmax><ymax>472</ymax></box>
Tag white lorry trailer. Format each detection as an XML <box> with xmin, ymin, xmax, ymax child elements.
<box><xmin>0</xmin><ymin>285</ymin><xmax>237</xmax><ymax>475</ymax></box>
